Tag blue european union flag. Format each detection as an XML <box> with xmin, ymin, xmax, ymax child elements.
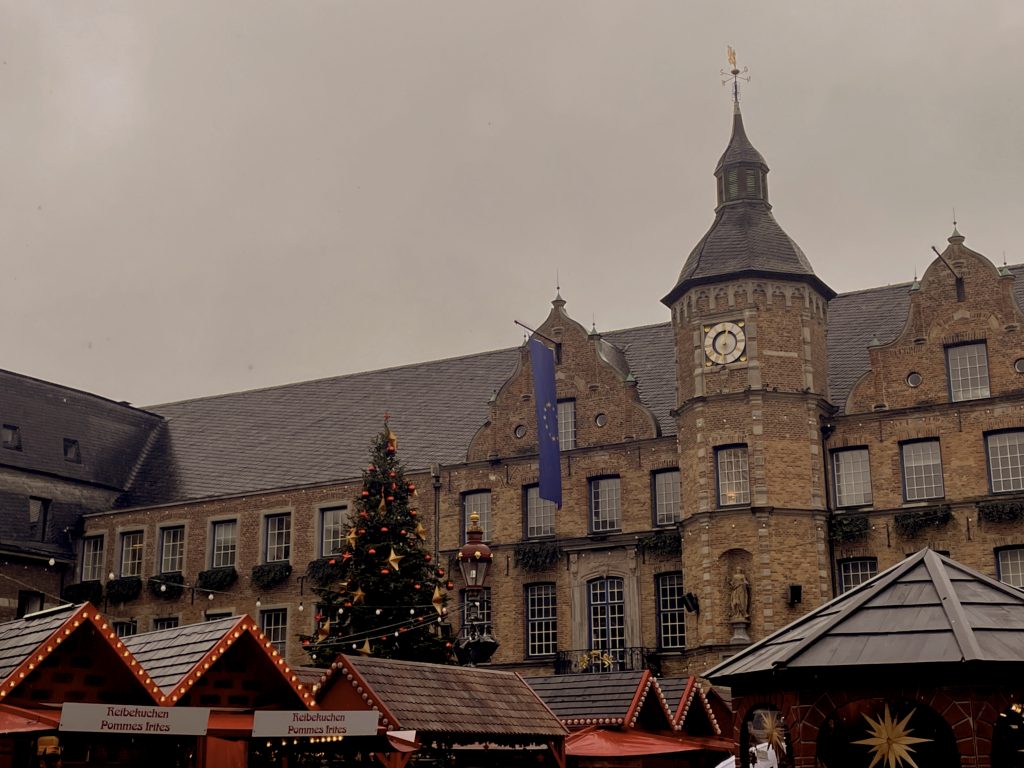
<box><xmin>529</xmin><ymin>338</ymin><xmax>561</xmax><ymax>509</ymax></box>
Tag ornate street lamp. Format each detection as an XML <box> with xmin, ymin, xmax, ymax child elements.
<box><xmin>454</xmin><ymin>512</ymin><xmax>498</xmax><ymax>665</ymax></box>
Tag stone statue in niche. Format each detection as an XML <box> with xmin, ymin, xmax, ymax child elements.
<box><xmin>729</xmin><ymin>568</ymin><xmax>750</xmax><ymax>621</ymax></box>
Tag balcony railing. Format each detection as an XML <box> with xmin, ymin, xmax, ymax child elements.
<box><xmin>554</xmin><ymin>647</ymin><xmax>659</xmax><ymax>675</ymax></box>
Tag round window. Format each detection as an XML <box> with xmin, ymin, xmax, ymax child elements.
<box><xmin>595</xmin><ymin>413</ymin><xmax>608</xmax><ymax>428</ymax></box>
<box><xmin>906</xmin><ymin>372</ymin><xmax>923</xmax><ymax>388</ymax></box>
<box><xmin>1015</xmin><ymin>358</ymin><xmax>1024</xmax><ymax>374</ymax></box>
<box><xmin>513</xmin><ymin>424</ymin><xmax>527</xmax><ymax>439</ymax></box>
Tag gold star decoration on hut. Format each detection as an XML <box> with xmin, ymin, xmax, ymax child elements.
<box><xmin>853</xmin><ymin>704</ymin><xmax>932</xmax><ymax>768</ymax></box>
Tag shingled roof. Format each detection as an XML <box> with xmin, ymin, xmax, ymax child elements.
<box><xmin>100</xmin><ymin>265</ymin><xmax>1023</xmax><ymax>508</ymax></box>
<box><xmin>315</xmin><ymin>655</ymin><xmax>565</xmax><ymax>739</ymax></box>
<box><xmin>707</xmin><ymin>549</ymin><xmax>1024</xmax><ymax>687</ymax></box>
<box><xmin>522</xmin><ymin>671</ymin><xmax>673</xmax><ymax>730</ymax></box>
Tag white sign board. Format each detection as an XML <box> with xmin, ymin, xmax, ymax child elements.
<box><xmin>59</xmin><ymin>703</ymin><xmax>209</xmax><ymax>736</ymax></box>
<box><xmin>252</xmin><ymin>710</ymin><xmax>380</xmax><ymax>738</ymax></box>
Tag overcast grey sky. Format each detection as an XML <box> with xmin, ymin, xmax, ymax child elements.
<box><xmin>2</xmin><ymin>2</ymin><xmax>1022</xmax><ymax>406</ymax></box>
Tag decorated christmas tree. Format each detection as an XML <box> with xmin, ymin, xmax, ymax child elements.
<box><xmin>301</xmin><ymin>417</ymin><xmax>452</xmax><ymax>666</ymax></box>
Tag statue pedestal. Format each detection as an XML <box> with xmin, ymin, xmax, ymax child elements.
<box><xmin>729</xmin><ymin>619</ymin><xmax>751</xmax><ymax>645</ymax></box>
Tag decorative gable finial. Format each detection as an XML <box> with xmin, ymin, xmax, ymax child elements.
<box><xmin>721</xmin><ymin>46</ymin><xmax>750</xmax><ymax>107</ymax></box>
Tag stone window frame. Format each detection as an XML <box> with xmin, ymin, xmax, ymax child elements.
<box><xmin>319</xmin><ymin>504</ymin><xmax>348</xmax><ymax>558</ymax></box>
<box><xmin>655</xmin><ymin>571</ymin><xmax>686</xmax><ymax>651</ymax></box>
<box><xmin>945</xmin><ymin>341</ymin><xmax>991</xmax><ymax>403</ymax></box>
<box><xmin>986</xmin><ymin>430</ymin><xmax>1024</xmax><ymax>494</ymax></box>
<box><xmin>260</xmin><ymin>607</ymin><xmax>288</xmax><ymax>655</ymax></box>
<box><xmin>831</xmin><ymin>447</ymin><xmax>873</xmax><ymax>509</ymax></box>
<box><xmin>996</xmin><ymin>546</ymin><xmax>1024</xmax><ymax>588</ymax></box>
<box><xmin>557</xmin><ymin>399</ymin><xmax>577</xmax><ymax>451</ymax></box>
<box><xmin>263</xmin><ymin>512</ymin><xmax>292</xmax><ymax>564</ymax></box>
<box><xmin>899</xmin><ymin>438</ymin><xmax>945</xmax><ymax>502</ymax></box>
<box><xmin>80</xmin><ymin>535</ymin><xmax>104</xmax><ymax>582</ymax></box>
<box><xmin>461</xmin><ymin>490</ymin><xmax>493</xmax><ymax>542</ymax></box>
<box><xmin>651</xmin><ymin>468</ymin><xmax>682</xmax><ymax>527</ymax></box>
<box><xmin>210</xmin><ymin>519</ymin><xmax>238</xmax><ymax>569</ymax></box>
<box><xmin>159</xmin><ymin>525</ymin><xmax>186</xmax><ymax>574</ymax></box>
<box><xmin>837</xmin><ymin>557</ymin><xmax>877</xmax><ymax>594</ymax></box>
<box><xmin>119</xmin><ymin>530</ymin><xmax>145</xmax><ymax>578</ymax></box>
<box><xmin>524</xmin><ymin>583</ymin><xmax>557</xmax><ymax>658</ymax></box>
<box><xmin>588</xmin><ymin>475</ymin><xmax>622</xmax><ymax>533</ymax></box>
<box><xmin>715</xmin><ymin>444</ymin><xmax>750</xmax><ymax>508</ymax></box>
<box><xmin>523</xmin><ymin>484</ymin><xmax>556</xmax><ymax>539</ymax></box>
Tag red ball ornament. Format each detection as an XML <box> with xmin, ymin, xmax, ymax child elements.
<box><xmin>380</xmin><ymin>568</ymin><xmax>390</xmax><ymax>575</ymax></box>
<box><xmin>425</xmin><ymin>554</ymin><xmax>432</xmax><ymax>562</ymax></box>
<box><xmin>360</xmin><ymin>511</ymin><xmax>369</xmax><ymax>518</ymax></box>
<box><xmin>386</xmin><ymin>446</ymin><xmax>395</xmax><ymax>454</ymax></box>
<box><xmin>361</xmin><ymin>491</ymin><xmax>369</xmax><ymax>497</ymax></box>
<box><xmin>410</xmin><ymin>510</ymin><xmax>417</xmax><ymax>517</ymax></box>
<box><xmin>368</xmin><ymin>465</ymin><xmax>376</xmax><ymax>471</ymax></box>
<box><xmin>368</xmin><ymin>548</ymin><xmax>377</xmax><ymax>555</ymax></box>
<box><xmin>328</xmin><ymin>559</ymin><xmax>336</xmax><ymax>566</ymax></box>
<box><xmin>446</xmin><ymin>580</ymin><xmax>455</xmax><ymax>590</ymax></box>
<box><xmin>437</xmin><ymin>568</ymin><xmax>445</xmax><ymax>577</ymax></box>
<box><xmin>358</xmin><ymin>528</ymin><xmax>366</xmax><ymax>535</ymax></box>
<box><xmin>388</xmin><ymin>471</ymin><xmax>396</xmax><ymax>478</ymax></box>
<box><xmin>400</xmin><ymin>529</ymin><xmax>407</xmax><ymax>536</ymax></box>
<box><xmin>408</xmin><ymin>483</ymin><xmax>416</xmax><ymax>491</ymax></box>
<box><xmin>445</xmin><ymin>642</ymin><xmax>453</xmax><ymax>649</ymax></box>
<box><xmin>391</xmin><ymin>482</ymin><xmax>397</xmax><ymax>491</ymax></box>
<box><xmin>381</xmin><ymin>526</ymin><xmax>389</xmax><ymax>533</ymax></box>
<box><xmin>344</xmin><ymin>601</ymin><xmax>352</xmax><ymax>608</ymax></box>
<box><xmin>386</xmin><ymin>495</ymin><xmax>394</xmax><ymax>502</ymax></box>
<box><xmin>414</xmin><ymin>583</ymin><xmax>421</xmax><ymax>589</ymax></box>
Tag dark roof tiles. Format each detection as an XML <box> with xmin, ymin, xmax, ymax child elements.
<box><xmin>522</xmin><ymin>671</ymin><xmax>645</xmax><ymax>723</ymax></box>
<box><xmin>123</xmin><ymin>615</ymin><xmax>241</xmax><ymax>691</ymax></box>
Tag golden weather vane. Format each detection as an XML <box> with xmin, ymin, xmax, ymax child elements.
<box><xmin>721</xmin><ymin>46</ymin><xmax>750</xmax><ymax>105</ymax></box>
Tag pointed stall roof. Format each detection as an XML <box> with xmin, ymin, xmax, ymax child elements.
<box><xmin>707</xmin><ymin>549</ymin><xmax>1024</xmax><ymax>686</ymax></box>
<box><xmin>658</xmin><ymin>677</ymin><xmax>725</xmax><ymax>736</ymax></box>
<box><xmin>522</xmin><ymin>671</ymin><xmax>674</xmax><ymax>730</ymax></box>
<box><xmin>123</xmin><ymin>614</ymin><xmax>314</xmax><ymax>708</ymax></box>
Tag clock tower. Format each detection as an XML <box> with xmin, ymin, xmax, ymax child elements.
<box><xmin>662</xmin><ymin>90</ymin><xmax>836</xmax><ymax>668</ymax></box>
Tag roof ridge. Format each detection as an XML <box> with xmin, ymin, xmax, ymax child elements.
<box><xmin>0</xmin><ymin>367</ymin><xmax>164</xmax><ymax>419</ymax></box>
<box><xmin>921</xmin><ymin>551</ymin><xmax>984</xmax><ymax>662</ymax></box>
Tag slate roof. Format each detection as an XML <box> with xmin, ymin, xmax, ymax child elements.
<box><xmin>706</xmin><ymin>549</ymin><xmax>1024</xmax><ymax>687</ymax></box>
<box><xmin>522</xmin><ymin>671</ymin><xmax>662</xmax><ymax>727</ymax></box>
<box><xmin>322</xmin><ymin>655</ymin><xmax>566</xmax><ymax>738</ymax></box>
<box><xmin>0</xmin><ymin>603</ymin><xmax>79</xmax><ymax>683</ymax></box>
<box><xmin>122</xmin><ymin>615</ymin><xmax>241</xmax><ymax>692</ymax></box>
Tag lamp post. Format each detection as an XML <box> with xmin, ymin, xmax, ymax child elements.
<box><xmin>454</xmin><ymin>512</ymin><xmax>498</xmax><ymax>665</ymax></box>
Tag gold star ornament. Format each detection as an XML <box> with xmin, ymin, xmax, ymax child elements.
<box><xmin>387</xmin><ymin>547</ymin><xmax>404</xmax><ymax>571</ymax></box>
<box><xmin>351</xmin><ymin>587</ymin><xmax>366</xmax><ymax>604</ymax></box>
<box><xmin>347</xmin><ymin>528</ymin><xmax>358</xmax><ymax>548</ymax></box>
<box><xmin>853</xmin><ymin>704</ymin><xmax>931</xmax><ymax>768</ymax></box>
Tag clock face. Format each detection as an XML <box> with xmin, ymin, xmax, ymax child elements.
<box><xmin>704</xmin><ymin>321</ymin><xmax>746</xmax><ymax>365</ymax></box>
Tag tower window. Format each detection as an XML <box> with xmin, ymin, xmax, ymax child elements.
<box><xmin>716</xmin><ymin>445</ymin><xmax>750</xmax><ymax>507</ymax></box>
<box><xmin>652</xmin><ymin>469</ymin><xmax>682</xmax><ymax>526</ymax></box>
<box><xmin>726</xmin><ymin>169</ymin><xmax>739</xmax><ymax>200</ymax></box>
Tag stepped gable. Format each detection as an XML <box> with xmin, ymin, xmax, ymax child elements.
<box><xmin>707</xmin><ymin>549</ymin><xmax>1024</xmax><ymax>686</ymax></box>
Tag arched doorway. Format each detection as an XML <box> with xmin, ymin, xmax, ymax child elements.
<box><xmin>817</xmin><ymin>698</ymin><xmax>957</xmax><ymax>768</ymax></box>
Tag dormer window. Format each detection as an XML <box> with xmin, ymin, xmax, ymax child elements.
<box><xmin>63</xmin><ymin>438</ymin><xmax>81</xmax><ymax>463</ymax></box>
<box><xmin>2</xmin><ymin>424</ymin><xmax>21</xmax><ymax>451</ymax></box>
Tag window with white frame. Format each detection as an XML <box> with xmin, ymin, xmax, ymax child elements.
<box><xmin>987</xmin><ymin>431</ymin><xmax>1024</xmax><ymax>494</ymax></box>
<box><xmin>320</xmin><ymin>506</ymin><xmax>347</xmax><ymax>556</ymax></box>
<box><xmin>656</xmin><ymin>572</ymin><xmax>686</xmax><ymax>650</ymax></box>
<box><xmin>120</xmin><ymin>532</ymin><xmax>144</xmax><ymax>577</ymax></box>
<box><xmin>832</xmin><ymin>448</ymin><xmax>873</xmax><ymax>508</ymax></box>
<box><xmin>997</xmin><ymin>548</ymin><xmax>1024</xmax><ymax>588</ymax></box>
<box><xmin>524</xmin><ymin>485</ymin><xmax>556</xmax><ymax>538</ymax></box>
<box><xmin>160</xmin><ymin>526</ymin><xmax>185</xmax><ymax>573</ymax></box>
<box><xmin>589</xmin><ymin>477</ymin><xmax>621</xmax><ymax>533</ymax></box>
<box><xmin>716</xmin><ymin>445</ymin><xmax>750</xmax><ymax>507</ymax></box>
<box><xmin>463</xmin><ymin>491</ymin><xmax>492</xmax><ymax>541</ymax></box>
<box><xmin>838</xmin><ymin>558</ymin><xmax>877</xmax><ymax>594</ymax></box>
<box><xmin>113</xmin><ymin>620</ymin><xmax>137</xmax><ymax>638</ymax></box>
<box><xmin>525</xmin><ymin>584</ymin><xmax>557</xmax><ymax>657</ymax></box>
<box><xmin>588</xmin><ymin>577</ymin><xmax>625</xmax><ymax>663</ymax></box>
<box><xmin>81</xmin><ymin>537</ymin><xmax>103</xmax><ymax>581</ymax></box>
<box><xmin>211</xmin><ymin>520</ymin><xmax>237</xmax><ymax>569</ymax></box>
<box><xmin>153</xmin><ymin>617</ymin><xmax>179</xmax><ymax>631</ymax></box>
<box><xmin>260</xmin><ymin>608</ymin><xmax>288</xmax><ymax>655</ymax></box>
<box><xmin>946</xmin><ymin>343</ymin><xmax>990</xmax><ymax>402</ymax></box>
<box><xmin>265</xmin><ymin>514</ymin><xmax>291</xmax><ymax>563</ymax></box>
<box><xmin>901</xmin><ymin>440</ymin><xmax>944</xmax><ymax>501</ymax></box>
<box><xmin>653</xmin><ymin>469</ymin><xmax>682</xmax><ymax>526</ymax></box>
<box><xmin>558</xmin><ymin>400</ymin><xmax>576</xmax><ymax>450</ymax></box>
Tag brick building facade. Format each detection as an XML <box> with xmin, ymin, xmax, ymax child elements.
<box><xmin>4</xmin><ymin>102</ymin><xmax>1024</xmax><ymax>679</ymax></box>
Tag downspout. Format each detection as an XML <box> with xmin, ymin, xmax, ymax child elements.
<box><xmin>820</xmin><ymin>420</ymin><xmax>837</xmax><ymax>597</ymax></box>
<box><xmin>430</xmin><ymin>463</ymin><xmax>442</xmax><ymax>564</ymax></box>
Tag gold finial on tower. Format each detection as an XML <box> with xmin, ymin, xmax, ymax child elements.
<box><xmin>722</xmin><ymin>46</ymin><xmax>750</xmax><ymax>107</ymax></box>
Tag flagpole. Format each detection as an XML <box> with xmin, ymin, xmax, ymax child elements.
<box><xmin>513</xmin><ymin>320</ymin><xmax>561</xmax><ymax>362</ymax></box>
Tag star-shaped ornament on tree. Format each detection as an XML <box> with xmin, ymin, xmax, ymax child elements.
<box><xmin>415</xmin><ymin>522</ymin><xmax>427</xmax><ymax>541</ymax></box>
<box><xmin>432</xmin><ymin>585</ymin><xmax>445</xmax><ymax>614</ymax></box>
<box><xmin>351</xmin><ymin>587</ymin><xmax>366</xmax><ymax>604</ymax></box>
<box><xmin>853</xmin><ymin>704</ymin><xmax>931</xmax><ymax>768</ymax></box>
<box><xmin>387</xmin><ymin>547</ymin><xmax>404</xmax><ymax>571</ymax></box>
<box><xmin>347</xmin><ymin>528</ymin><xmax>358</xmax><ymax>548</ymax></box>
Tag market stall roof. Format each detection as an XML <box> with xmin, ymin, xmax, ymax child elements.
<box><xmin>523</xmin><ymin>670</ymin><xmax>674</xmax><ymax>730</ymax></box>
<box><xmin>0</xmin><ymin>602</ymin><xmax>156</xmax><ymax>707</ymax></box>
<box><xmin>123</xmin><ymin>614</ymin><xmax>314</xmax><ymax>709</ymax></box>
<box><xmin>657</xmin><ymin>677</ymin><xmax>727</xmax><ymax>736</ymax></box>
<box><xmin>565</xmin><ymin>727</ymin><xmax>701</xmax><ymax>757</ymax></box>
<box><xmin>0</xmin><ymin>703</ymin><xmax>60</xmax><ymax>733</ymax></box>
<box><xmin>708</xmin><ymin>549</ymin><xmax>1024</xmax><ymax>686</ymax></box>
<box><xmin>310</xmin><ymin>656</ymin><xmax>566</xmax><ymax>741</ymax></box>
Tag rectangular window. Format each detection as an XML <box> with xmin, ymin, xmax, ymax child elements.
<box><xmin>320</xmin><ymin>506</ymin><xmax>347</xmax><ymax>557</ymax></box>
<box><xmin>832</xmin><ymin>448</ymin><xmax>873</xmax><ymax>508</ymax></box>
<box><xmin>589</xmin><ymin>477</ymin><xmax>621</xmax><ymax>533</ymax></box>
<box><xmin>2</xmin><ymin>424</ymin><xmax>21</xmax><ymax>451</ymax></box>
<box><xmin>153</xmin><ymin>617</ymin><xmax>180</xmax><ymax>631</ymax></box>
<box><xmin>987</xmin><ymin>431</ymin><xmax>1024</xmax><ymax>494</ymax></box>
<box><xmin>463</xmin><ymin>491</ymin><xmax>492</xmax><ymax>541</ymax></box>
<box><xmin>653</xmin><ymin>470</ymin><xmax>682</xmax><ymax>526</ymax></box>
<box><xmin>120</xmin><ymin>531</ymin><xmax>144</xmax><ymax>578</ymax></box>
<box><xmin>260</xmin><ymin>609</ymin><xmax>288</xmax><ymax>655</ymax></box>
<box><xmin>997</xmin><ymin>548</ymin><xmax>1024</xmax><ymax>588</ymax></box>
<box><xmin>525</xmin><ymin>584</ymin><xmax>557</xmax><ymax>657</ymax></box>
<box><xmin>16</xmin><ymin>591</ymin><xmax>43</xmax><ymax>618</ymax></box>
<box><xmin>461</xmin><ymin>588</ymin><xmax>492</xmax><ymax>627</ymax></box>
<box><xmin>265</xmin><ymin>514</ymin><xmax>291</xmax><ymax>563</ymax></box>
<box><xmin>524</xmin><ymin>485</ymin><xmax>556</xmax><ymax>538</ymax></box>
<box><xmin>28</xmin><ymin>497</ymin><xmax>50</xmax><ymax>540</ymax></box>
<box><xmin>558</xmin><ymin>399</ymin><xmax>576</xmax><ymax>451</ymax></box>
<box><xmin>588</xmin><ymin>577</ymin><xmax>625</xmax><ymax>666</ymax></box>
<box><xmin>81</xmin><ymin>536</ymin><xmax>103</xmax><ymax>582</ymax></box>
<box><xmin>113</xmin><ymin>620</ymin><xmax>137</xmax><ymax>638</ymax></box>
<box><xmin>838</xmin><ymin>558</ymin><xmax>877</xmax><ymax>594</ymax></box>
<box><xmin>946</xmin><ymin>343</ymin><xmax>990</xmax><ymax>402</ymax></box>
<box><xmin>656</xmin><ymin>572</ymin><xmax>686</xmax><ymax>650</ymax></box>
<box><xmin>716</xmin><ymin>445</ymin><xmax>750</xmax><ymax>507</ymax></box>
<box><xmin>211</xmin><ymin>520</ymin><xmax>237</xmax><ymax>569</ymax></box>
<box><xmin>205</xmin><ymin>611</ymin><xmax>232</xmax><ymax>622</ymax></box>
<box><xmin>63</xmin><ymin>438</ymin><xmax>81</xmax><ymax>463</ymax></box>
<box><xmin>901</xmin><ymin>440</ymin><xmax>944</xmax><ymax>501</ymax></box>
<box><xmin>160</xmin><ymin>526</ymin><xmax>185</xmax><ymax>573</ymax></box>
